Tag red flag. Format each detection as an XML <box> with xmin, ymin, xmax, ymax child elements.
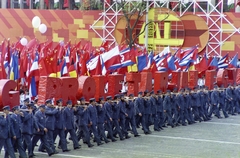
<box><xmin>39</xmin><ymin>58</ymin><xmax>48</xmax><ymax>76</ymax></box>
<box><xmin>0</xmin><ymin>53</ymin><xmax>6</xmax><ymax>79</ymax></box>
<box><xmin>44</xmin><ymin>52</ymin><xmax>57</xmax><ymax>74</ymax></box>
<box><xmin>195</xmin><ymin>53</ymin><xmax>208</xmax><ymax>73</ymax></box>
<box><xmin>80</xmin><ymin>53</ymin><xmax>89</xmax><ymax>75</ymax></box>
<box><xmin>94</xmin><ymin>56</ymin><xmax>102</xmax><ymax>75</ymax></box>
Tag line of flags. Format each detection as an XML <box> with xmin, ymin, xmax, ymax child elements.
<box><xmin>0</xmin><ymin>38</ymin><xmax>239</xmax><ymax>99</ymax></box>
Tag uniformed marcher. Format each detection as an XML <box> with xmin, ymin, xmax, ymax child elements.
<box><xmin>21</xmin><ymin>98</ymin><xmax>30</xmax><ymax>109</ymax></box>
<box><xmin>75</xmin><ymin>98</ymin><xmax>94</xmax><ymax>148</ymax></box>
<box><xmin>112</xmin><ymin>95</ymin><xmax>125</xmax><ymax>140</ymax></box>
<box><xmin>143</xmin><ymin>90</ymin><xmax>152</xmax><ymax>133</ymax></box>
<box><xmin>171</xmin><ymin>89</ymin><xmax>179</xmax><ymax>126</ymax></box>
<box><xmin>156</xmin><ymin>90</ymin><xmax>164</xmax><ymax>130</ymax></box>
<box><xmin>88</xmin><ymin>98</ymin><xmax>104</xmax><ymax>145</ymax></box>
<box><xmin>163</xmin><ymin>90</ymin><xmax>174</xmax><ymax>128</ymax></box>
<box><xmin>38</xmin><ymin>99</ymin><xmax>59</xmax><ymax>153</ymax></box>
<box><xmin>219</xmin><ymin>86</ymin><xmax>229</xmax><ymax>118</ymax></box>
<box><xmin>32</xmin><ymin>105</ymin><xmax>55</xmax><ymax>156</ymax></box>
<box><xmin>119</xmin><ymin>94</ymin><xmax>130</xmax><ymax>139</ymax></box>
<box><xmin>53</xmin><ymin>99</ymin><xmax>70</xmax><ymax>152</ymax></box>
<box><xmin>125</xmin><ymin>94</ymin><xmax>140</xmax><ymax>137</ymax></box>
<box><xmin>10</xmin><ymin>106</ymin><xmax>27</xmax><ymax>158</ymax></box>
<box><xmin>1</xmin><ymin>106</ymin><xmax>16</xmax><ymax>158</ymax></box>
<box><xmin>150</xmin><ymin>91</ymin><xmax>159</xmax><ymax>131</ymax></box>
<box><xmin>104</xmin><ymin>96</ymin><xmax>117</xmax><ymax>142</ymax></box>
<box><xmin>135</xmin><ymin>92</ymin><xmax>149</xmax><ymax>134</ymax></box>
<box><xmin>177</xmin><ymin>89</ymin><xmax>187</xmax><ymax>126</ymax></box>
<box><xmin>63</xmin><ymin>100</ymin><xmax>80</xmax><ymax>149</ymax></box>
<box><xmin>97</xmin><ymin>97</ymin><xmax>111</xmax><ymax>143</ymax></box>
<box><xmin>21</xmin><ymin>103</ymin><xmax>35</xmax><ymax>158</ymax></box>
<box><xmin>226</xmin><ymin>84</ymin><xmax>235</xmax><ymax>115</ymax></box>
<box><xmin>191</xmin><ymin>87</ymin><xmax>202</xmax><ymax>122</ymax></box>
<box><xmin>209</xmin><ymin>86</ymin><xmax>221</xmax><ymax>118</ymax></box>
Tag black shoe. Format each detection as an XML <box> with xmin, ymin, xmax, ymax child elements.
<box><xmin>33</xmin><ymin>154</ymin><xmax>36</xmax><ymax>156</ymax></box>
<box><xmin>218</xmin><ymin>116</ymin><xmax>223</xmax><ymax>119</ymax></box>
<box><xmin>192</xmin><ymin>121</ymin><xmax>197</xmax><ymax>123</ymax></box>
<box><xmin>29</xmin><ymin>156</ymin><xmax>34</xmax><ymax>158</ymax></box>
<box><xmin>112</xmin><ymin>138</ymin><xmax>117</xmax><ymax>142</ymax></box>
<box><xmin>120</xmin><ymin>138</ymin><xmax>125</xmax><ymax>141</ymax></box>
<box><xmin>159</xmin><ymin>127</ymin><xmax>164</xmax><ymax>130</ymax></box>
<box><xmin>232</xmin><ymin>113</ymin><xmax>236</xmax><ymax>115</ymax></box>
<box><xmin>58</xmin><ymin>146</ymin><xmax>61</xmax><ymax>149</ymax></box>
<box><xmin>225</xmin><ymin>115</ymin><xmax>229</xmax><ymax>118</ymax></box>
<box><xmin>88</xmin><ymin>144</ymin><xmax>94</xmax><ymax>148</ymax></box>
<box><xmin>113</xmin><ymin>135</ymin><xmax>119</xmax><ymax>138</ymax></box>
<box><xmin>125</xmin><ymin>136</ymin><xmax>131</xmax><ymax>139</ymax></box>
<box><xmin>171</xmin><ymin>124</ymin><xmax>175</xmax><ymax>128</ymax></box>
<box><xmin>48</xmin><ymin>152</ymin><xmax>54</xmax><ymax>156</ymax></box>
<box><xmin>97</xmin><ymin>142</ymin><xmax>104</xmax><ymax>146</ymax></box>
<box><xmin>105</xmin><ymin>140</ymin><xmax>110</xmax><ymax>143</ymax></box>
<box><xmin>162</xmin><ymin>125</ymin><xmax>167</xmax><ymax>128</ymax></box>
<box><xmin>54</xmin><ymin>151</ymin><xmax>59</xmax><ymax>154</ymax></box>
<box><xmin>63</xmin><ymin>149</ymin><xmax>71</xmax><ymax>152</ymax></box>
<box><xmin>74</xmin><ymin>146</ymin><xmax>80</xmax><ymax>150</ymax></box>
<box><xmin>134</xmin><ymin>134</ymin><xmax>141</xmax><ymax>137</ymax></box>
<box><xmin>154</xmin><ymin>128</ymin><xmax>160</xmax><ymax>131</ymax></box>
<box><xmin>182</xmin><ymin>124</ymin><xmax>187</xmax><ymax>126</ymax></box>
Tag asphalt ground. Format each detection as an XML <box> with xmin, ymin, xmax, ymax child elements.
<box><xmin>2</xmin><ymin>114</ymin><xmax>240</xmax><ymax>158</ymax></box>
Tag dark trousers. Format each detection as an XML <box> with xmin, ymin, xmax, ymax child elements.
<box><xmin>12</xmin><ymin>137</ymin><xmax>27</xmax><ymax>158</ymax></box>
<box><xmin>198</xmin><ymin>106</ymin><xmax>207</xmax><ymax>120</ymax></box>
<box><xmin>79</xmin><ymin>124</ymin><xmax>91</xmax><ymax>145</ymax></box>
<box><xmin>119</xmin><ymin>117</ymin><xmax>128</xmax><ymax>137</ymax></box>
<box><xmin>192</xmin><ymin>106</ymin><xmax>201</xmax><ymax>121</ymax></box>
<box><xmin>53</xmin><ymin>129</ymin><xmax>68</xmax><ymax>151</ymax></box>
<box><xmin>136</xmin><ymin>114</ymin><xmax>148</xmax><ymax>133</ymax></box>
<box><xmin>157</xmin><ymin>112</ymin><xmax>164</xmax><ymax>128</ymax></box>
<box><xmin>22</xmin><ymin>134</ymin><xmax>33</xmax><ymax>157</ymax></box>
<box><xmin>32</xmin><ymin>134</ymin><xmax>54</xmax><ymax>155</ymax></box>
<box><xmin>90</xmin><ymin>123</ymin><xmax>101</xmax><ymax>143</ymax></box>
<box><xmin>152</xmin><ymin>114</ymin><xmax>159</xmax><ymax>129</ymax></box>
<box><xmin>171</xmin><ymin>108</ymin><xmax>178</xmax><ymax>124</ymax></box>
<box><xmin>183</xmin><ymin>108</ymin><xmax>191</xmax><ymax>123</ymax></box>
<box><xmin>125</xmin><ymin>117</ymin><xmax>138</xmax><ymax>135</ymax></box>
<box><xmin>1</xmin><ymin>138</ymin><xmax>16</xmax><ymax>158</ymax></box>
<box><xmin>208</xmin><ymin>104</ymin><xmax>220</xmax><ymax>117</ymax></box>
<box><xmin>65</xmin><ymin>129</ymin><xmax>79</xmax><ymax>148</ymax></box>
<box><xmin>113</xmin><ymin>119</ymin><xmax>124</xmax><ymax>139</ymax></box>
<box><xmin>105</xmin><ymin>121</ymin><xmax>115</xmax><ymax>140</ymax></box>
<box><xmin>178</xmin><ymin>108</ymin><xmax>185</xmax><ymax>124</ymax></box>
<box><xmin>164</xmin><ymin>110</ymin><xmax>173</xmax><ymax>126</ymax></box>
<box><xmin>219</xmin><ymin>103</ymin><xmax>228</xmax><ymax>117</ymax></box>
<box><xmin>97</xmin><ymin>123</ymin><xmax>108</xmax><ymax>142</ymax></box>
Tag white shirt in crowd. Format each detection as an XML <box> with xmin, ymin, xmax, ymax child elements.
<box><xmin>198</xmin><ymin>78</ymin><xmax>205</xmax><ymax>87</ymax></box>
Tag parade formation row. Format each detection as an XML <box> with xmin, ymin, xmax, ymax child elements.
<box><xmin>0</xmin><ymin>83</ymin><xmax>239</xmax><ymax>158</ymax></box>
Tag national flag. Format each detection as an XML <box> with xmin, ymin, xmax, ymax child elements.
<box><xmin>94</xmin><ymin>55</ymin><xmax>102</xmax><ymax>75</ymax></box>
<box><xmin>195</xmin><ymin>53</ymin><xmax>208</xmax><ymax>72</ymax></box>
<box><xmin>29</xmin><ymin>76</ymin><xmax>37</xmax><ymax>98</ymax></box>
<box><xmin>137</xmin><ymin>55</ymin><xmax>148</xmax><ymax>72</ymax></box>
<box><xmin>44</xmin><ymin>52</ymin><xmax>57</xmax><ymax>75</ymax></box>
<box><xmin>28</xmin><ymin>54</ymin><xmax>39</xmax><ymax>77</ymax></box>
<box><xmin>218</xmin><ymin>54</ymin><xmax>229</xmax><ymax>69</ymax></box>
<box><xmin>61</xmin><ymin>59</ymin><xmax>68</xmax><ymax>76</ymax></box>
<box><xmin>144</xmin><ymin>51</ymin><xmax>154</xmax><ymax>70</ymax></box>
<box><xmin>100</xmin><ymin>46</ymin><xmax>121</xmax><ymax>70</ymax></box>
<box><xmin>167</xmin><ymin>54</ymin><xmax>176</xmax><ymax>71</ymax></box>
<box><xmin>229</xmin><ymin>54</ymin><xmax>238</xmax><ymax>68</ymax></box>
<box><xmin>38</xmin><ymin>58</ymin><xmax>48</xmax><ymax>76</ymax></box>
<box><xmin>208</xmin><ymin>56</ymin><xmax>218</xmax><ymax>70</ymax></box>
<box><xmin>179</xmin><ymin>46</ymin><xmax>198</xmax><ymax>66</ymax></box>
<box><xmin>9</xmin><ymin>53</ymin><xmax>19</xmax><ymax>80</ymax></box>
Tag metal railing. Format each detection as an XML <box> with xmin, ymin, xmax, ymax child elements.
<box><xmin>0</xmin><ymin>0</ymin><xmax>232</xmax><ymax>12</ymax></box>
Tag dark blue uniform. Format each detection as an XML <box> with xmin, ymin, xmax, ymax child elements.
<box><xmin>97</xmin><ymin>104</ymin><xmax>109</xmax><ymax>143</ymax></box>
<box><xmin>219</xmin><ymin>90</ymin><xmax>229</xmax><ymax>118</ymax></box>
<box><xmin>53</xmin><ymin>107</ymin><xmax>69</xmax><ymax>151</ymax></box>
<box><xmin>177</xmin><ymin>94</ymin><xmax>186</xmax><ymax>125</ymax></box>
<box><xmin>0</xmin><ymin>114</ymin><xmax>16</xmax><ymax>158</ymax></box>
<box><xmin>184</xmin><ymin>93</ymin><xmax>195</xmax><ymax>123</ymax></box>
<box><xmin>119</xmin><ymin>100</ymin><xmax>129</xmax><ymax>138</ymax></box>
<box><xmin>226</xmin><ymin>87</ymin><xmax>235</xmax><ymax>115</ymax></box>
<box><xmin>156</xmin><ymin>95</ymin><xmax>164</xmax><ymax>128</ymax></box>
<box><xmin>21</xmin><ymin>110</ymin><xmax>34</xmax><ymax>157</ymax></box>
<box><xmin>104</xmin><ymin>102</ymin><xmax>115</xmax><ymax>141</ymax></box>
<box><xmin>112</xmin><ymin>102</ymin><xmax>124</xmax><ymax>139</ymax></box>
<box><xmin>163</xmin><ymin>95</ymin><xmax>174</xmax><ymax>127</ymax></box>
<box><xmin>88</xmin><ymin>104</ymin><xmax>102</xmax><ymax>143</ymax></box>
<box><xmin>209</xmin><ymin>90</ymin><xmax>221</xmax><ymax>118</ymax></box>
<box><xmin>135</xmin><ymin>97</ymin><xmax>148</xmax><ymax>133</ymax></box>
<box><xmin>191</xmin><ymin>92</ymin><xmax>202</xmax><ymax>122</ymax></box>
<box><xmin>144</xmin><ymin>98</ymin><xmax>151</xmax><ymax>131</ymax></box>
<box><xmin>150</xmin><ymin>96</ymin><xmax>159</xmax><ymax>130</ymax></box>
<box><xmin>125</xmin><ymin>100</ymin><xmax>139</xmax><ymax>136</ymax></box>
<box><xmin>11</xmin><ymin>113</ymin><xmax>27</xmax><ymax>158</ymax></box>
<box><xmin>32</xmin><ymin>110</ymin><xmax>54</xmax><ymax>156</ymax></box>
<box><xmin>171</xmin><ymin>94</ymin><xmax>179</xmax><ymax>125</ymax></box>
<box><xmin>63</xmin><ymin>107</ymin><xmax>80</xmax><ymax>149</ymax></box>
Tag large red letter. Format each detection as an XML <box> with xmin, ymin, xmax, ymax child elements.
<box><xmin>139</xmin><ymin>72</ymin><xmax>152</xmax><ymax>92</ymax></box>
<box><xmin>154</xmin><ymin>72</ymin><xmax>168</xmax><ymax>93</ymax></box>
<box><xmin>188</xmin><ymin>71</ymin><xmax>198</xmax><ymax>89</ymax></box>
<box><xmin>108</xmin><ymin>74</ymin><xmax>124</xmax><ymax>97</ymax></box>
<box><xmin>227</xmin><ymin>68</ymin><xmax>237</xmax><ymax>85</ymax></box>
<box><xmin>38</xmin><ymin>77</ymin><xmax>62</xmax><ymax>105</ymax></box>
<box><xmin>126</xmin><ymin>73</ymin><xmax>141</xmax><ymax>96</ymax></box>
<box><xmin>180</xmin><ymin>71</ymin><xmax>188</xmax><ymax>89</ymax></box>
<box><xmin>61</xmin><ymin>77</ymin><xmax>78</xmax><ymax>105</ymax></box>
<box><xmin>92</xmin><ymin>75</ymin><xmax>106</xmax><ymax>101</ymax></box>
<box><xmin>77</xmin><ymin>76</ymin><xmax>96</xmax><ymax>101</ymax></box>
<box><xmin>216</xmin><ymin>69</ymin><xmax>228</xmax><ymax>87</ymax></box>
<box><xmin>205</xmin><ymin>70</ymin><xmax>216</xmax><ymax>90</ymax></box>
<box><xmin>168</xmin><ymin>71</ymin><xmax>181</xmax><ymax>90</ymax></box>
<box><xmin>0</xmin><ymin>80</ymin><xmax>19</xmax><ymax>108</ymax></box>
